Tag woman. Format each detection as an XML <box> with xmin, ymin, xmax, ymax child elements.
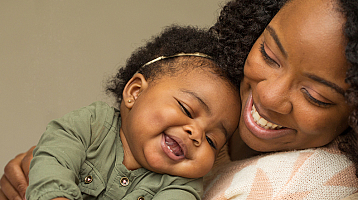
<box><xmin>213</xmin><ymin>0</ymin><xmax>358</xmax><ymax>159</ymax></box>
<box><xmin>212</xmin><ymin>0</ymin><xmax>358</xmax><ymax>162</ymax></box>
<box><xmin>202</xmin><ymin>0</ymin><xmax>358</xmax><ymax>198</ymax></box>
<box><xmin>2</xmin><ymin>0</ymin><xmax>358</xmax><ymax>199</ymax></box>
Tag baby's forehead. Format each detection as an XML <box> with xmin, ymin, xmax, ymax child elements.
<box><xmin>155</xmin><ymin>58</ymin><xmax>226</xmax><ymax>79</ymax></box>
<box><xmin>166</xmin><ymin>57</ymin><xmax>219</xmax><ymax>72</ymax></box>
<box><xmin>151</xmin><ymin>66</ymin><xmax>229</xmax><ymax>89</ymax></box>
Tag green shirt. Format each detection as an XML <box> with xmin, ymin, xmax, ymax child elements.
<box><xmin>26</xmin><ymin>101</ymin><xmax>203</xmax><ymax>200</ymax></box>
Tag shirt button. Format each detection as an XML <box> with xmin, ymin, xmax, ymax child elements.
<box><xmin>120</xmin><ymin>177</ymin><xmax>129</xmax><ymax>186</ymax></box>
<box><xmin>84</xmin><ymin>175</ymin><xmax>93</xmax><ymax>184</ymax></box>
<box><xmin>137</xmin><ymin>197</ymin><xmax>145</xmax><ymax>200</ymax></box>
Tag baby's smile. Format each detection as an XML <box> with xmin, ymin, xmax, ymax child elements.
<box><xmin>165</xmin><ymin>135</ymin><xmax>184</xmax><ymax>156</ymax></box>
<box><xmin>161</xmin><ymin>134</ymin><xmax>186</xmax><ymax>161</ymax></box>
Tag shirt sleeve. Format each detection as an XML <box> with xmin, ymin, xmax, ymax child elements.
<box><xmin>26</xmin><ymin>102</ymin><xmax>113</xmax><ymax>200</ymax></box>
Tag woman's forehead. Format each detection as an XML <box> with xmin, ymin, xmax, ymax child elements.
<box><xmin>267</xmin><ymin>0</ymin><xmax>349</xmax><ymax>86</ymax></box>
<box><xmin>275</xmin><ymin>0</ymin><xmax>344</xmax><ymax>37</ymax></box>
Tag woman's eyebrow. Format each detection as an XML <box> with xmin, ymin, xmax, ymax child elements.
<box><xmin>305</xmin><ymin>73</ymin><xmax>345</xmax><ymax>95</ymax></box>
<box><xmin>265</xmin><ymin>25</ymin><xmax>345</xmax><ymax>96</ymax></box>
<box><xmin>266</xmin><ymin>25</ymin><xmax>288</xmax><ymax>58</ymax></box>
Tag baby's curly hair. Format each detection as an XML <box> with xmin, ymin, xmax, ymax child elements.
<box><xmin>106</xmin><ymin>25</ymin><xmax>239</xmax><ymax>108</ymax></box>
<box><xmin>212</xmin><ymin>0</ymin><xmax>358</xmax><ymax>177</ymax></box>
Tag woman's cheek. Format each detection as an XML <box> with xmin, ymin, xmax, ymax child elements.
<box><xmin>295</xmin><ymin>108</ymin><xmax>346</xmax><ymax>140</ymax></box>
<box><xmin>244</xmin><ymin>53</ymin><xmax>269</xmax><ymax>82</ymax></box>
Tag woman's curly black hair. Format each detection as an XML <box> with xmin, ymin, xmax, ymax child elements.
<box><xmin>210</xmin><ymin>0</ymin><xmax>287</xmax><ymax>82</ymax></box>
<box><xmin>338</xmin><ymin>0</ymin><xmax>358</xmax><ymax>178</ymax></box>
<box><xmin>212</xmin><ymin>0</ymin><xmax>358</xmax><ymax>177</ymax></box>
<box><xmin>106</xmin><ymin>25</ymin><xmax>239</xmax><ymax>107</ymax></box>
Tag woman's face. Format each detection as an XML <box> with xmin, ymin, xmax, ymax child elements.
<box><xmin>239</xmin><ymin>0</ymin><xmax>352</xmax><ymax>152</ymax></box>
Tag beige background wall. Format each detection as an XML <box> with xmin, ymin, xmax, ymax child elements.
<box><xmin>0</xmin><ymin>1</ymin><xmax>225</xmax><ymax>177</ymax></box>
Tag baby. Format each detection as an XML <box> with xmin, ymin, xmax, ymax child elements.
<box><xmin>26</xmin><ymin>25</ymin><xmax>241</xmax><ymax>200</ymax></box>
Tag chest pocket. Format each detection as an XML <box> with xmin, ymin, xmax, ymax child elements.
<box><xmin>78</xmin><ymin>161</ymin><xmax>106</xmax><ymax>197</ymax></box>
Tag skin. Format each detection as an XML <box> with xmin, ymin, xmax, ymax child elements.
<box><xmin>231</xmin><ymin>0</ymin><xmax>352</xmax><ymax>160</ymax></box>
<box><xmin>0</xmin><ymin>146</ymin><xmax>34</xmax><ymax>200</ymax></box>
<box><xmin>120</xmin><ymin>63</ymin><xmax>241</xmax><ymax>179</ymax></box>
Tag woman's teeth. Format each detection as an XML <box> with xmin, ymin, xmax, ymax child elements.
<box><xmin>251</xmin><ymin>105</ymin><xmax>283</xmax><ymax>130</ymax></box>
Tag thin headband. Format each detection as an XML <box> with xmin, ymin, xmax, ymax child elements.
<box><xmin>141</xmin><ymin>52</ymin><xmax>212</xmax><ymax>69</ymax></box>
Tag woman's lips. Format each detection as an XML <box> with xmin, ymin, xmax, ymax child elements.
<box><xmin>161</xmin><ymin>134</ymin><xmax>186</xmax><ymax>161</ymax></box>
<box><xmin>243</xmin><ymin>92</ymin><xmax>292</xmax><ymax>140</ymax></box>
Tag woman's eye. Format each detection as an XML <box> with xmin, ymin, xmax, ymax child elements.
<box><xmin>259</xmin><ymin>42</ymin><xmax>280</xmax><ymax>67</ymax></box>
<box><xmin>206</xmin><ymin>136</ymin><xmax>217</xmax><ymax>150</ymax></box>
<box><xmin>301</xmin><ymin>88</ymin><xmax>333</xmax><ymax>107</ymax></box>
<box><xmin>178</xmin><ymin>101</ymin><xmax>193</xmax><ymax>118</ymax></box>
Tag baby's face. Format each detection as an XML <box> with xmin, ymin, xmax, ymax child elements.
<box><xmin>121</xmin><ymin>67</ymin><xmax>241</xmax><ymax>178</ymax></box>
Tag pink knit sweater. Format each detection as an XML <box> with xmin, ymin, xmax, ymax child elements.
<box><xmin>203</xmin><ymin>140</ymin><xmax>358</xmax><ymax>200</ymax></box>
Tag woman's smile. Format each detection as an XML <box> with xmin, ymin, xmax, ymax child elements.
<box><xmin>243</xmin><ymin>92</ymin><xmax>293</xmax><ymax>140</ymax></box>
<box><xmin>251</xmin><ymin>105</ymin><xmax>282</xmax><ymax>130</ymax></box>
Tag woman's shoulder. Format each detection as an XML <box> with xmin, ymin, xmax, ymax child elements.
<box><xmin>203</xmin><ymin>142</ymin><xmax>358</xmax><ymax>200</ymax></box>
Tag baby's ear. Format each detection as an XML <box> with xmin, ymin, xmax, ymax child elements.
<box><xmin>122</xmin><ymin>73</ymin><xmax>148</xmax><ymax>109</ymax></box>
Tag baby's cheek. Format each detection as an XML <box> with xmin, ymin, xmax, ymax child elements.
<box><xmin>138</xmin><ymin>106</ymin><xmax>173</xmax><ymax>129</ymax></box>
<box><xmin>154</xmin><ymin>105</ymin><xmax>180</xmax><ymax>125</ymax></box>
<box><xmin>198</xmin><ymin>153</ymin><xmax>216</xmax><ymax>176</ymax></box>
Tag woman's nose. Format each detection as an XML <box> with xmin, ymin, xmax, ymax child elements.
<box><xmin>183</xmin><ymin>125</ymin><xmax>203</xmax><ymax>147</ymax></box>
<box><xmin>256</xmin><ymin>75</ymin><xmax>293</xmax><ymax>115</ymax></box>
